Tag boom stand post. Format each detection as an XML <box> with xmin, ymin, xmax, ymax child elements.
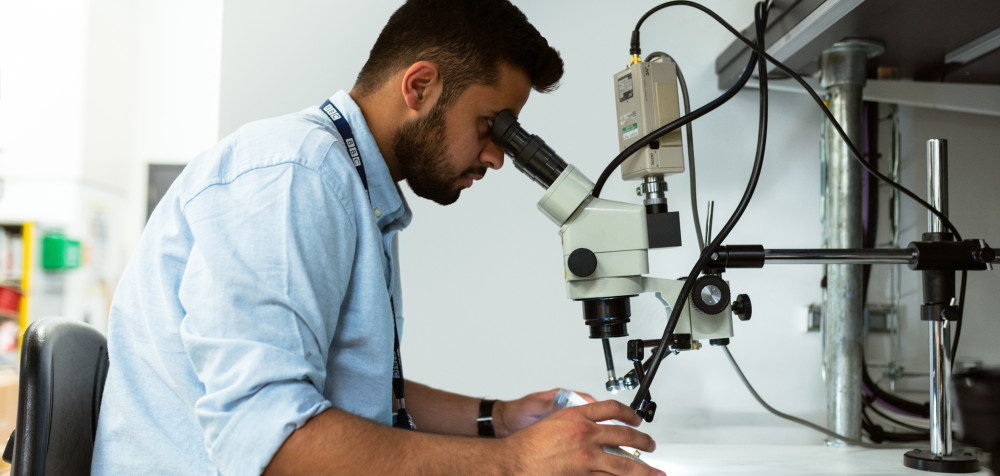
<box><xmin>903</xmin><ymin>139</ymin><xmax>979</xmax><ymax>473</ymax></box>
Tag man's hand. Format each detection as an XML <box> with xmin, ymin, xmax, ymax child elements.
<box><xmin>493</xmin><ymin>388</ymin><xmax>596</xmax><ymax>436</ymax></box>
<box><xmin>500</xmin><ymin>399</ymin><xmax>664</xmax><ymax>476</ymax></box>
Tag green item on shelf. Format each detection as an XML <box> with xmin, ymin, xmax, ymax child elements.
<box><xmin>42</xmin><ymin>232</ymin><xmax>81</xmax><ymax>270</ymax></box>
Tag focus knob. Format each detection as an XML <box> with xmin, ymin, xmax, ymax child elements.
<box><xmin>691</xmin><ymin>275</ymin><xmax>730</xmax><ymax>315</ymax></box>
<box><xmin>567</xmin><ymin>248</ymin><xmax>598</xmax><ymax>277</ymax></box>
<box><xmin>732</xmin><ymin>294</ymin><xmax>752</xmax><ymax>321</ymax></box>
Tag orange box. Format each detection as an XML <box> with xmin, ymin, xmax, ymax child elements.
<box><xmin>0</xmin><ymin>367</ymin><xmax>17</xmax><ymax>472</ymax></box>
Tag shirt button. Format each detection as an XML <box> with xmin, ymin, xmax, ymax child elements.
<box><xmin>374</xmin><ymin>208</ymin><xmax>382</xmax><ymax>217</ymax></box>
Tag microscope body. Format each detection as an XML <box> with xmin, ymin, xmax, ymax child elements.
<box><xmin>538</xmin><ymin>164</ymin><xmax>734</xmax><ymax>345</ymax></box>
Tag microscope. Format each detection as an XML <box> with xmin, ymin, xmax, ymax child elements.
<box><xmin>492</xmin><ymin>58</ymin><xmax>749</xmax><ymax>422</ymax></box>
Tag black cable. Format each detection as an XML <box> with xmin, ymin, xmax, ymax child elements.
<box><xmin>855</xmin><ymin>119</ymin><xmax>931</xmax><ymax>419</ymax></box>
<box><xmin>861</xmin><ymin>356</ymin><xmax>929</xmax><ymax>418</ymax></box>
<box><xmin>631</xmin><ymin>1</ymin><xmax>771</xmax><ymax>411</ymax></box>
<box><xmin>864</xmin><ymin>400</ymin><xmax>930</xmax><ymax>434</ymax></box>
<box><xmin>952</xmin><ymin>270</ymin><xmax>967</xmax><ymax>369</ymax></box>
<box><xmin>862</xmin><ymin>415</ymin><xmax>929</xmax><ymax>444</ymax></box>
<box><xmin>861</xmin><ymin>403</ymin><xmax>932</xmax><ymax>443</ymax></box>
<box><xmin>624</xmin><ymin>2</ymin><xmax>963</xmax><ymax>241</ymax></box>
<box><xmin>860</xmin><ymin>101</ymin><xmax>879</xmax><ymax>306</ymax></box>
<box><xmin>860</xmin><ymin>408</ymin><xmax>888</xmax><ymax>443</ymax></box>
<box><xmin>855</xmin><ymin>101</ymin><xmax>934</xmax><ymax>421</ymax></box>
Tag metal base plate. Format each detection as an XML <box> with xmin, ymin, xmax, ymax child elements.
<box><xmin>903</xmin><ymin>449</ymin><xmax>981</xmax><ymax>473</ymax></box>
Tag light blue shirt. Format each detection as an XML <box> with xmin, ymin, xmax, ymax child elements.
<box><xmin>92</xmin><ymin>91</ymin><xmax>411</xmax><ymax>475</ymax></box>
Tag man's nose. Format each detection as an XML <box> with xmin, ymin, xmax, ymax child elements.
<box><xmin>481</xmin><ymin>141</ymin><xmax>505</xmax><ymax>170</ymax></box>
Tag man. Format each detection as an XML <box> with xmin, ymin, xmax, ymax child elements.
<box><xmin>93</xmin><ymin>1</ymin><xmax>662</xmax><ymax>474</ymax></box>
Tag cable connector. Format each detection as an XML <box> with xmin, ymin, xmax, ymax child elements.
<box><xmin>630</xmin><ymin>30</ymin><xmax>641</xmax><ymax>64</ymax></box>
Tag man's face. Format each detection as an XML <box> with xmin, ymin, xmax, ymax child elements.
<box><xmin>392</xmin><ymin>63</ymin><xmax>532</xmax><ymax>205</ymax></box>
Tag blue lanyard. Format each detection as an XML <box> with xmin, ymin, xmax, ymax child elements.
<box><xmin>320</xmin><ymin>100</ymin><xmax>414</xmax><ymax>430</ymax></box>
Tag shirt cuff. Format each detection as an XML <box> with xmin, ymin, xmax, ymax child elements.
<box><xmin>207</xmin><ymin>382</ymin><xmax>332</xmax><ymax>475</ymax></box>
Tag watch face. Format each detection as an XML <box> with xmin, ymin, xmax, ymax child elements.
<box><xmin>393</xmin><ymin>411</ymin><xmax>416</xmax><ymax>430</ymax></box>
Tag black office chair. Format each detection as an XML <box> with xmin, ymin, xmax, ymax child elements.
<box><xmin>2</xmin><ymin>317</ymin><xmax>110</xmax><ymax>475</ymax></box>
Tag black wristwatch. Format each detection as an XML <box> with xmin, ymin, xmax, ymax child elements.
<box><xmin>477</xmin><ymin>399</ymin><xmax>497</xmax><ymax>437</ymax></box>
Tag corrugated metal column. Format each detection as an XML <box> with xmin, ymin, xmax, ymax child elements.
<box><xmin>819</xmin><ymin>39</ymin><xmax>882</xmax><ymax>443</ymax></box>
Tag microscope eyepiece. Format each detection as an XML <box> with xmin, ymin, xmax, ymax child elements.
<box><xmin>491</xmin><ymin>110</ymin><xmax>568</xmax><ymax>189</ymax></box>
<box><xmin>491</xmin><ymin>110</ymin><xmax>522</xmax><ymax>149</ymax></box>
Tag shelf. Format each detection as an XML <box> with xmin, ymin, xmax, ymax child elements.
<box><xmin>716</xmin><ymin>0</ymin><xmax>1000</xmax><ymax>100</ymax></box>
<box><xmin>747</xmin><ymin>76</ymin><xmax>1000</xmax><ymax>117</ymax></box>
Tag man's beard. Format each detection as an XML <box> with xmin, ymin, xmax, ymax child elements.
<box><xmin>392</xmin><ymin>105</ymin><xmax>485</xmax><ymax>205</ymax></box>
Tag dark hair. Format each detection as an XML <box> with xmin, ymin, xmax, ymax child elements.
<box><xmin>354</xmin><ymin>0</ymin><xmax>563</xmax><ymax>107</ymax></box>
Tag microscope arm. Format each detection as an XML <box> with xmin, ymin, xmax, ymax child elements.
<box><xmin>706</xmin><ymin>242</ymin><xmax>995</xmax><ymax>270</ymax></box>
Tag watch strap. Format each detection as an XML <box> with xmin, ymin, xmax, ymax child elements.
<box><xmin>477</xmin><ymin>399</ymin><xmax>497</xmax><ymax>437</ymax></box>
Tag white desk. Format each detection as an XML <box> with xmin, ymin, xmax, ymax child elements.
<box><xmin>641</xmin><ymin>444</ymin><xmax>992</xmax><ymax>475</ymax></box>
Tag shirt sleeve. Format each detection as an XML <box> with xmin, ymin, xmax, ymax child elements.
<box><xmin>177</xmin><ymin>160</ymin><xmax>355</xmax><ymax>475</ymax></box>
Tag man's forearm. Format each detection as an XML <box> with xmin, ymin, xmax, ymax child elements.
<box><xmin>263</xmin><ymin>407</ymin><xmax>515</xmax><ymax>475</ymax></box>
<box><xmin>402</xmin><ymin>380</ymin><xmax>509</xmax><ymax>437</ymax></box>
<box><xmin>265</xmin><ymin>397</ymin><xmax>663</xmax><ymax>476</ymax></box>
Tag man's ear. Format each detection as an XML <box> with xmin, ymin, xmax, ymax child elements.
<box><xmin>401</xmin><ymin>61</ymin><xmax>442</xmax><ymax>112</ymax></box>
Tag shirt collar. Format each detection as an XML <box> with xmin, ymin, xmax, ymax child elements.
<box><xmin>328</xmin><ymin>90</ymin><xmax>412</xmax><ymax>231</ymax></box>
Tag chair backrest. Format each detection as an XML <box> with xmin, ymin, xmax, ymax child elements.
<box><xmin>8</xmin><ymin>317</ymin><xmax>109</xmax><ymax>476</ymax></box>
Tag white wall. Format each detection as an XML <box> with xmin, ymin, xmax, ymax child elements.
<box><xmin>123</xmin><ymin>0</ymin><xmax>224</xmax><ymax>246</ymax></box>
<box><xmin>217</xmin><ymin>0</ymin><xmax>1000</xmax><ymax>446</ymax></box>
<box><xmin>218</xmin><ymin>0</ymin><xmax>398</xmax><ymax>137</ymax></box>
<box><xmin>0</xmin><ymin>2</ymin><xmax>89</xmax><ymax>182</ymax></box>
<box><xmin>0</xmin><ymin>0</ymin><xmax>223</xmax><ymax>329</ymax></box>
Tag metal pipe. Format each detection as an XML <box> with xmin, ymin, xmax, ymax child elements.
<box><xmin>819</xmin><ymin>39</ymin><xmax>882</xmax><ymax>443</ymax></box>
<box><xmin>929</xmin><ymin>321</ymin><xmax>952</xmax><ymax>454</ymax></box>
<box><xmin>602</xmin><ymin>338</ymin><xmax>617</xmax><ymax>383</ymax></box>
<box><xmin>764</xmin><ymin>248</ymin><xmax>914</xmax><ymax>264</ymax></box>
<box><xmin>927</xmin><ymin>139</ymin><xmax>949</xmax><ymax>234</ymax></box>
<box><xmin>926</xmin><ymin>139</ymin><xmax>953</xmax><ymax>456</ymax></box>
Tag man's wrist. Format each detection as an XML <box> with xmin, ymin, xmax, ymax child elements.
<box><xmin>491</xmin><ymin>399</ymin><xmax>509</xmax><ymax>437</ymax></box>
